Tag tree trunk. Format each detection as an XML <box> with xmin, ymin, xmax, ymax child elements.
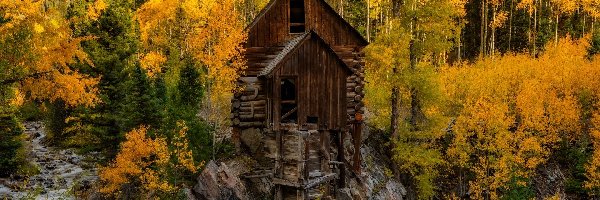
<box><xmin>367</xmin><ymin>0</ymin><xmax>370</xmax><ymax>42</ymax></box>
<box><xmin>480</xmin><ymin>0</ymin><xmax>486</xmax><ymax>57</ymax></box>
<box><xmin>491</xmin><ymin>6</ymin><xmax>496</xmax><ymax>56</ymax></box>
<box><xmin>391</xmin><ymin>85</ymin><xmax>399</xmax><ymax>138</ymax></box>
<box><xmin>533</xmin><ymin>0</ymin><xmax>538</xmax><ymax>56</ymax></box>
<box><xmin>555</xmin><ymin>15</ymin><xmax>559</xmax><ymax>46</ymax></box>
<box><xmin>509</xmin><ymin>0</ymin><xmax>513</xmax><ymax>51</ymax></box>
<box><xmin>593</xmin><ymin>17</ymin><xmax>596</xmax><ymax>37</ymax></box>
<box><xmin>583</xmin><ymin>13</ymin><xmax>586</xmax><ymax>36</ymax></box>
<box><xmin>409</xmin><ymin>88</ymin><xmax>421</xmax><ymax>129</ymax></box>
<box><xmin>339</xmin><ymin>0</ymin><xmax>344</xmax><ymax>18</ymax></box>
<box><xmin>408</xmin><ymin>18</ymin><xmax>421</xmax><ymax>130</ymax></box>
<box><xmin>484</xmin><ymin>0</ymin><xmax>488</xmax><ymax>55</ymax></box>
<box><xmin>389</xmin><ymin>0</ymin><xmax>402</xmax><ymax>138</ymax></box>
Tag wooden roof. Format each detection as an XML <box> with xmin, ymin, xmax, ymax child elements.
<box><xmin>245</xmin><ymin>0</ymin><xmax>368</xmax><ymax>47</ymax></box>
<box><xmin>259</xmin><ymin>31</ymin><xmax>352</xmax><ymax>77</ymax></box>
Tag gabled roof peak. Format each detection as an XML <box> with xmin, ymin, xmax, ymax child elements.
<box><xmin>259</xmin><ymin>30</ymin><xmax>353</xmax><ymax>77</ymax></box>
<box><xmin>246</xmin><ymin>0</ymin><xmax>368</xmax><ymax>47</ymax></box>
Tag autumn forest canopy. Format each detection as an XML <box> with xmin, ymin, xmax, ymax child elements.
<box><xmin>1</xmin><ymin>0</ymin><xmax>600</xmax><ymax>199</ymax></box>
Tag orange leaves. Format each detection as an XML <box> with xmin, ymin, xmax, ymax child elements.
<box><xmin>442</xmin><ymin>37</ymin><xmax>596</xmax><ymax>198</ymax></box>
<box><xmin>21</xmin><ymin>71</ymin><xmax>99</xmax><ymax>107</ymax></box>
<box><xmin>551</xmin><ymin>0</ymin><xmax>579</xmax><ymax>14</ymax></box>
<box><xmin>189</xmin><ymin>0</ymin><xmax>247</xmax><ymax>95</ymax></box>
<box><xmin>490</xmin><ymin>11</ymin><xmax>508</xmax><ymax>29</ymax></box>
<box><xmin>99</xmin><ymin>123</ymin><xmax>202</xmax><ymax>196</ymax></box>
<box><xmin>135</xmin><ymin>0</ymin><xmax>246</xmax><ymax>128</ymax></box>
<box><xmin>581</xmin><ymin>0</ymin><xmax>600</xmax><ymax>18</ymax></box>
<box><xmin>87</xmin><ymin>0</ymin><xmax>107</xmax><ymax>20</ymax></box>
<box><xmin>585</xmin><ymin>113</ymin><xmax>600</xmax><ymax>190</ymax></box>
<box><xmin>0</xmin><ymin>1</ymin><xmax>99</xmax><ymax>108</ymax></box>
<box><xmin>140</xmin><ymin>52</ymin><xmax>167</xmax><ymax>78</ymax></box>
<box><xmin>517</xmin><ymin>0</ymin><xmax>536</xmax><ymax>14</ymax></box>
<box><xmin>172</xmin><ymin>121</ymin><xmax>200</xmax><ymax>173</ymax></box>
<box><xmin>99</xmin><ymin>126</ymin><xmax>172</xmax><ymax>194</ymax></box>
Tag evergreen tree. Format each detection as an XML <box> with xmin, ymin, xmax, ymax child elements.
<box><xmin>52</xmin><ymin>0</ymin><xmax>142</xmax><ymax>153</ymax></box>
<box><xmin>120</xmin><ymin>65</ymin><xmax>164</xmax><ymax>131</ymax></box>
<box><xmin>0</xmin><ymin>114</ymin><xmax>23</xmax><ymax>177</ymax></box>
<box><xmin>178</xmin><ymin>61</ymin><xmax>203</xmax><ymax>108</ymax></box>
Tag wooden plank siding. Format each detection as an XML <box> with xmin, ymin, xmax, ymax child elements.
<box><xmin>246</xmin><ymin>0</ymin><xmax>367</xmax><ymax>48</ymax></box>
<box><xmin>234</xmin><ymin>1</ymin><xmax>368</xmax><ymax>198</ymax></box>
<box><xmin>272</xmin><ymin>35</ymin><xmax>350</xmax><ymax>130</ymax></box>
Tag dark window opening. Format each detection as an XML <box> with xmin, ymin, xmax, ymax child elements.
<box><xmin>280</xmin><ymin>78</ymin><xmax>297</xmax><ymax>123</ymax></box>
<box><xmin>289</xmin><ymin>0</ymin><xmax>305</xmax><ymax>33</ymax></box>
<box><xmin>307</xmin><ymin>116</ymin><xmax>318</xmax><ymax>124</ymax></box>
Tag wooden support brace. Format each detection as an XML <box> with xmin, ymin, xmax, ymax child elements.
<box><xmin>281</xmin><ymin>106</ymin><xmax>298</xmax><ymax>120</ymax></box>
<box><xmin>303</xmin><ymin>173</ymin><xmax>338</xmax><ymax>189</ymax></box>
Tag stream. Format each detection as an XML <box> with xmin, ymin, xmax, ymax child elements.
<box><xmin>0</xmin><ymin>121</ymin><xmax>99</xmax><ymax>200</ymax></box>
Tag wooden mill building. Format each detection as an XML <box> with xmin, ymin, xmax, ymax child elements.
<box><xmin>231</xmin><ymin>0</ymin><xmax>367</xmax><ymax>199</ymax></box>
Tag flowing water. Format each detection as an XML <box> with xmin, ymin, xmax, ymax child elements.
<box><xmin>0</xmin><ymin>122</ymin><xmax>99</xmax><ymax>200</ymax></box>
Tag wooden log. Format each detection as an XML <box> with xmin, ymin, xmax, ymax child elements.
<box><xmin>241</xmin><ymin>94</ymin><xmax>266</xmax><ymax>101</ymax></box>
<box><xmin>232</xmin><ymin>118</ymin><xmax>240</xmax><ymax>126</ymax></box>
<box><xmin>346</xmin><ymin>82</ymin><xmax>357</xmax><ymax>88</ymax></box>
<box><xmin>242</xmin><ymin>87</ymin><xmax>262</xmax><ymax>93</ymax></box>
<box><xmin>241</xmin><ymin>100</ymin><xmax>266</xmax><ymax>107</ymax></box>
<box><xmin>234</xmin><ymin>92</ymin><xmax>242</xmax><ymax>98</ymax></box>
<box><xmin>357</xmin><ymin>108</ymin><xmax>365</xmax><ymax>114</ymax></box>
<box><xmin>358</xmin><ymin>73</ymin><xmax>365</xmax><ymax>79</ymax></box>
<box><xmin>239</xmin><ymin>122</ymin><xmax>264</xmax><ymax>127</ymax></box>
<box><xmin>239</xmin><ymin>111</ymin><xmax>266</xmax><ymax>115</ymax></box>
<box><xmin>346</xmin><ymin>92</ymin><xmax>357</xmax><ymax>97</ymax></box>
<box><xmin>357</xmin><ymin>90</ymin><xmax>365</xmax><ymax>96</ymax></box>
<box><xmin>354</xmin><ymin>103</ymin><xmax>364</xmax><ymax>110</ymax></box>
<box><xmin>354</xmin><ymin>95</ymin><xmax>362</xmax><ymax>102</ymax></box>
<box><xmin>232</xmin><ymin>100</ymin><xmax>241</xmax><ymax>108</ymax></box>
<box><xmin>240</xmin><ymin>106</ymin><xmax>266</xmax><ymax>112</ymax></box>
<box><xmin>240</xmin><ymin>114</ymin><xmax>266</xmax><ymax>120</ymax></box>
<box><xmin>243</xmin><ymin>173</ymin><xmax>273</xmax><ymax>179</ymax></box>
<box><xmin>355</xmin><ymin>86</ymin><xmax>362</xmax><ymax>94</ymax></box>
<box><xmin>353</xmin><ymin>72</ymin><xmax>364</xmax><ymax>79</ymax></box>
<box><xmin>304</xmin><ymin>173</ymin><xmax>338</xmax><ymax>189</ymax></box>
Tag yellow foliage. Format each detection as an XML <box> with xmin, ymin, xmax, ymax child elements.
<box><xmin>490</xmin><ymin>11</ymin><xmax>508</xmax><ymax>29</ymax></box>
<box><xmin>10</xmin><ymin>89</ymin><xmax>25</xmax><ymax>107</ymax></box>
<box><xmin>581</xmin><ymin>0</ymin><xmax>600</xmax><ymax>18</ymax></box>
<box><xmin>136</xmin><ymin>0</ymin><xmax>246</xmax><ymax>128</ymax></box>
<box><xmin>99</xmin><ymin>126</ymin><xmax>172</xmax><ymax>195</ymax></box>
<box><xmin>517</xmin><ymin>0</ymin><xmax>536</xmax><ymax>14</ymax></box>
<box><xmin>585</xmin><ymin>113</ymin><xmax>600</xmax><ymax>190</ymax></box>
<box><xmin>172</xmin><ymin>121</ymin><xmax>200</xmax><ymax>173</ymax></box>
<box><xmin>0</xmin><ymin>0</ymin><xmax>99</xmax><ymax>107</ymax></box>
<box><xmin>140</xmin><ymin>51</ymin><xmax>167</xmax><ymax>78</ymax></box>
<box><xmin>87</xmin><ymin>0</ymin><xmax>107</xmax><ymax>20</ymax></box>
<box><xmin>442</xmin><ymin>37</ymin><xmax>596</xmax><ymax>198</ymax></box>
<box><xmin>551</xmin><ymin>0</ymin><xmax>579</xmax><ymax>14</ymax></box>
<box><xmin>99</xmin><ymin>124</ymin><xmax>202</xmax><ymax>196</ymax></box>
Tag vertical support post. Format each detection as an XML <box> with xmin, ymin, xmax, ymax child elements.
<box><xmin>275</xmin><ymin>130</ymin><xmax>283</xmax><ymax>200</ymax></box>
<box><xmin>232</xmin><ymin>127</ymin><xmax>241</xmax><ymax>154</ymax></box>
<box><xmin>337</xmin><ymin>130</ymin><xmax>346</xmax><ymax>187</ymax></box>
<box><xmin>353</xmin><ymin>113</ymin><xmax>363</xmax><ymax>174</ymax></box>
<box><xmin>353</xmin><ymin>121</ymin><xmax>362</xmax><ymax>174</ymax></box>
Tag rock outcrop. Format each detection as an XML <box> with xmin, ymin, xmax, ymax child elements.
<box><xmin>193</xmin><ymin>127</ymin><xmax>406</xmax><ymax>200</ymax></box>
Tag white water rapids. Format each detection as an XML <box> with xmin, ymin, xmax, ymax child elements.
<box><xmin>0</xmin><ymin>122</ymin><xmax>99</xmax><ymax>199</ymax></box>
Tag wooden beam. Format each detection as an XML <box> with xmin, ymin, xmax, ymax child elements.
<box><xmin>281</xmin><ymin>106</ymin><xmax>298</xmax><ymax>120</ymax></box>
<box><xmin>304</xmin><ymin>173</ymin><xmax>338</xmax><ymax>189</ymax></box>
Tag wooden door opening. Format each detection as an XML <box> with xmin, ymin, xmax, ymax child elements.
<box><xmin>280</xmin><ymin>78</ymin><xmax>297</xmax><ymax>123</ymax></box>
